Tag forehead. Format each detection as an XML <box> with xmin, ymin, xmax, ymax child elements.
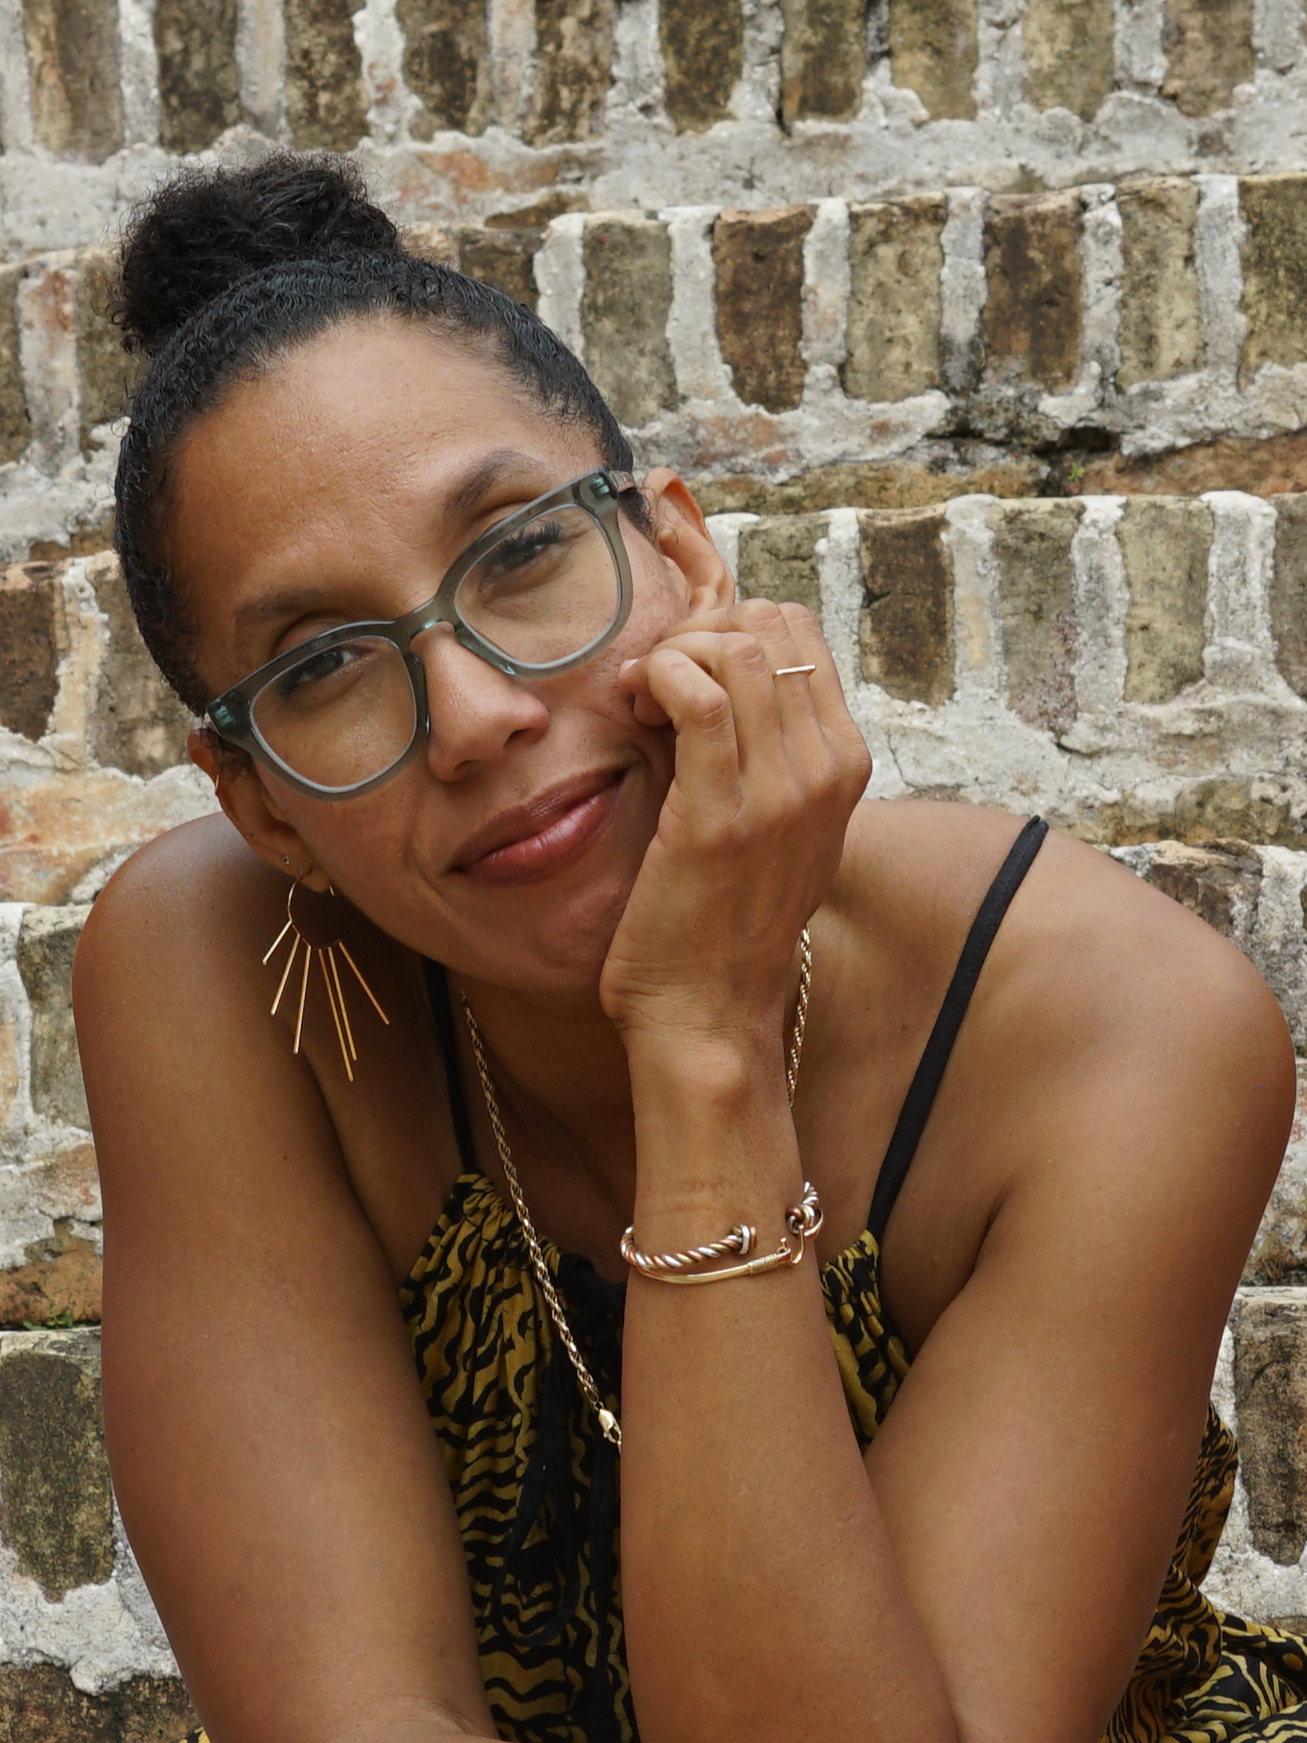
<box><xmin>167</xmin><ymin>317</ymin><xmax>599</xmax><ymax>586</ymax></box>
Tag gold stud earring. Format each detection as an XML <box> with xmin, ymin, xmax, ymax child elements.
<box><xmin>262</xmin><ymin>880</ymin><xmax>389</xmax><ymax>1082</ymax></box>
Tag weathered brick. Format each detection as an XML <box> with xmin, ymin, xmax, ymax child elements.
<box><xmin>843</xmin><ymin>195</ymin><xmax>945</xmax><ymax>404</ymax></box>
<box><xmin>779</xmin><ymin>0</ymin><xmax>866</xmax><ymax>125</ymax></box>
<box><xmin>1118</xmin><ymin>498</ymin><xmax>1210</xmax><ymax>703</ymax></box>
<box><xmin>693</xmin><ymin>453</ymin><xmax>1045</xmax><ymax>516</ymax></box>
<box><xmin>1234</xmin><ymin>1294</ymin><xmax>1307</xmax><ymax>1563</ymax></box>
<box><xmin>1116</xmin><ymin>179</ymin><xmax>1202</xmax><ymax>389</ymax></box>
<box><xmin>714</xmin><ymin>206</ymin><xmax>813</xmax><ymax>413</ymax></box>
<box><xmin>0</xmin><ymin>263</ymin><xmax>29</xmax><ymax>465</ymax></box>
<box><xmin>661</xmin><ymin>0</ymin><xmax>741</xmax><ymax>132</ymax></box>
<box><xmin>888</xmin><ymin>0</ymin><xmax>978</xmax><ymax>121</ymax></box>
<box><xmin>0</xmin><ymin>1223</ymin><xmax>102</xmax><ymax>1330</ymax></box>
<box><xmin>0</xmin><ymin>1333</ymin><xmax>111</xmax><ymax>1598</ymax></box>
<box><xmin>1161</xmin><ymin>0</ymin><xmax>1254</xmax><ymax>117</ymax></box>
<box><xmin>1078</xmin><ymin>432</ymin><xmax>1307</xmax><ymax>499</ymax></box>
<box><xmin>524</xmin><ymin>0</ymin><xmax>614</xmax><ymax>145</ymax></box>
<box><xmin>1273</xmin><ymin>495</ymin><xmax>1307</xmax><ymax>699</ymax></box>
<box><xmin>154</xmin><ymin>0</ymin><xmax>240</xmax><ymax>152</ymax></box>
<box><xmin>397</xmin><ymin>0</ymin><xmax>491</xmax><ymax>137</ymax></box>
<box><xmin>17</xmin><ymin>906</ymin><xmax>90</xmax><ymax>1129</ymax></box>
<box><xmin>983</xmin><ymin>192</ymin><xmax>1083</xmax><ymax>393</ymax></box>
<box><xmin>285</xmin><ymin>0</ymin><xmax>369</xmax><ymax>150</ymax></box>
<box><xmin>22</xmin><ymin>0</ymin><xmax>123</xmax><ymax>159</ymax></box>
<box><xmin>0</xmin><ymin>1666</ymin><xmax>198</xmax><ymax>1743</ymax></box>
<box><xmin>858</xmin><ymin>507</ymin><xmax>953</xmax><ymax>705</ymax></box>
<box><xmin>1134</xmin><ymin>839</ymin><xmax>1261</xmax><ymax>940</ymax></box>
<box><xmin>76</xmin><ymin>250</ymin><xmax>140</xmax><ymax>452</ymax></box>
<box><xmin>405</xmin><ymin>221</ymin><xmax>461</xmax><ymax>267</ymax></box>
<box><xmin>0</xmin><ymin>564</ymin><xmax>61</xmax><ymax>743</ymax></box>
<box><xmin>1022</xmin><ymin>0</ymin><xmax>1113</xmax><ymax>119</ymax></box>
<box><xmin>1240</xmin><ymin>176</ymin><xmax>1307</xmax><ymax>378</ymax></box>
<box><xmin>736</xmin><ymin>515</ymin><xmax>824</xmax><ymax>621</ymax></box>
<box><xmin>581</xmin><ymin>217</ymin><xmax>676</xmax><ymax>428</ymax></box>
<box><xmin>86</xmin><ymin>553</ymin><xmax>192</xmax><ymax>778</ymax></box>
<box><xmin>994</xmin><ymin>500</ymin><xmax>1082</xmax><ymax>734</ymax></box>
<box><xmin>458</xmin><ymin>226</ymin><xmax>542</xmax><ymax>311</ymax></box>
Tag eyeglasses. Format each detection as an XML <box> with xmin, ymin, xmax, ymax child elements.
<box><xmin>205</xmin><ymin>469</ymin><xmax>637</xmax><ymax>799</ymax></box>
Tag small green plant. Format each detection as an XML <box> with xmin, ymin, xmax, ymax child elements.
<box><xmin>21</xmin><ymin>1307</ymin><xmax>75</xmax><ymax>1331</ymax></box>
<box><xmin>1066</xmin><ymin>462</ymin><xmax>1086</xmax><ymax>485</ymax></box>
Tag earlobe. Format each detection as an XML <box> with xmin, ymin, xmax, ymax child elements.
<box><xmin>186</xmin><ymin>728</ymin><xmax>325</xmax><ymax>888</ymax></box>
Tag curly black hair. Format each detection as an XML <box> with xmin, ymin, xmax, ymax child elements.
<box><xmin>113</xmin><ymin>153</ymin><xmax>645</xmax><ymax>714</ymax></box>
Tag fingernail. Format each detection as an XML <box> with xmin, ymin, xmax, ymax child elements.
<box><xmin>619</xmin><ymin>659</ymin><xmax>637</xmax><ymax>676</ymax></box>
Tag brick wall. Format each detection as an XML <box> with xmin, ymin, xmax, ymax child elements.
<box><xmin>9</xmin><ymin>0</ymin><xmax>1307</xmax><ymax>1732</ymax></box>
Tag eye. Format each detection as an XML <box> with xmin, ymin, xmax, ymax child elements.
<box><xmin>274</xmin><ymin>645</ymin><xmax>354</xmax><ymax>695</ymax></box>
<box><xmin>488</xmin><ymin>521</ymin><xmax>564</xmax><ymax>575</ymax></box>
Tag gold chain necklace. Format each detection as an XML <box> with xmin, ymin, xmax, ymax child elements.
<box><xmin>459</xmin><ymin>927</ymin><xmax>814</xmax><ymax>1453</ymax></box>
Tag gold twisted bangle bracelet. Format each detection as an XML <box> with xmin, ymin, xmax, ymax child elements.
<box><xmin>620</xmin><ymin>1182</ymin><xmax>823</xmax><ymax>1285</ymax></box>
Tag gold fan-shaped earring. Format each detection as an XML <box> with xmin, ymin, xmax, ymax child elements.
<box><xmin>263</xmin><ymin>880</ymin><xmax>389</xmax><ymax>1082</ymax></box>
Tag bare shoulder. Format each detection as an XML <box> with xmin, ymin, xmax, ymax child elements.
<box><xmin>830</xmin><ymin>801</ymin><xmax>1295</xmax><ymax>1342</ymax></box>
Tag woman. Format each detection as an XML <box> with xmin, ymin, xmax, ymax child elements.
<box><xmin>73</xmin><ymin>154</ymin><xmax>1303</xmax><ymax>1743</ymax></box>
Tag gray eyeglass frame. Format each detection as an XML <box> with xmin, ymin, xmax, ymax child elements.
<box><xmin>205</xmin><ymin>468</ymin><xmax>638</xmax><ymax>800</ymax></box>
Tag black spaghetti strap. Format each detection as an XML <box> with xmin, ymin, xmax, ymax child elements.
<box><xmin>424</xmin><ymin>959</ymin><xmax>479</xmax><ymax>1173</ymax></box>
<box><xmin>867</xmin><ymin>817</ymin><xmax>1050</xmax><ymax>1242</ymax></box>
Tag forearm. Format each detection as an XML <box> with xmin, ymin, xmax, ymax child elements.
<box><xmin>618</xmin><ymin>1036</ymin><xmax>959</xmax><ymax>1743</ymax></box>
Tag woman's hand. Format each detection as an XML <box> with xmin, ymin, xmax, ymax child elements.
<box><xmin>599</xmin><ymin>597</ymin><xmax>871</xmax><ymax>1052</ymax></box>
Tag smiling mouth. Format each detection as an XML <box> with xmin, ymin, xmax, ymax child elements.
<box><xmin>453</xmin><ymin>770</ymin><xmax>627</xmax><ymax>885</ymax></box>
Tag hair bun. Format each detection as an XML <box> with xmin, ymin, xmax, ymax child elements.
<box><xmin>116</xmin><ymin>153</ymin><xmax>401</xmax><ymax>356</ymax></box>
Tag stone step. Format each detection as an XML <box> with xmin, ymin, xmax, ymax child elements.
<box><xmin>2</xmin><ymin>0</ymin><xmax>1305</xmax><ymax>247</ymax></box>
<box><xmin>1</xmin><ymin>1283</ymin><xmax>1305</xmax><ymax>1732</ymax></box>
<box><xmin>10</xmin><ymin>172</ymin><xmax>1307</xmax><ymax>563</ymax></box>
<box><xmin>10</xmin><ymin>489</ymin><xmax>1307</xmax><ymax>904</ymax></box>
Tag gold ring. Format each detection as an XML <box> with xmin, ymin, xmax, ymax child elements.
<box><xmin>773</xmin><ymin>664</ymin><xmax>817</xmax><ymax>678</ymax></box>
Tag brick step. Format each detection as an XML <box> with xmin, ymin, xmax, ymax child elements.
<box><xmin>9</xmin><ymin>173</ymin><xmax>1307</xmax><ymax>564</ymax></box>
<box><xmin>1</xmin><ymin>0</ymin><xmax>1301</xmax><ymax>232</ymax></box>
<box><xmin>11</xmin><ymin>488</ymin><xmax>1307</xmax><ymax>904</ymax></box>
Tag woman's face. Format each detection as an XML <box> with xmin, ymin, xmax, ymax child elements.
<box><xmin>168</xmin><ymin>317</ymin><xmax>731</xmax><ymax>998</ymax></box>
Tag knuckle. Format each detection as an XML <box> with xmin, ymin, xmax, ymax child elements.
<box><xmin>780</xmin><ymin>601</ymin><xmax>818</xmax><ymax>634</ymax></box>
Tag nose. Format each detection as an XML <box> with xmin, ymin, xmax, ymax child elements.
<box><xmin>411</xmin><ymin>622</ymin><xmax>550</xmax><ymax>782</ymax></box>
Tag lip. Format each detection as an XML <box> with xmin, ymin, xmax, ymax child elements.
<box><xmin>452</xmin><ymin>768</ymin><xmax>627</xmax><ymax>885</ymax></box>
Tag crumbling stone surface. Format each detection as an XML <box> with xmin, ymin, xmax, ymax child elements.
<box><xmin>86</xmin><ymin>553</ymin><xmax>192</xmax><ymax>780</ymax></box>
<box><xmin>1273</xmin><ymin>495</ymin><xmax>1307</xmax><ymax>701</ymax></box>
<box><xmin>1161</xmin><ymin>0</ymin><xmax>1255</xmax><ymax>118</ymax></box>
<box><xmin>1117</xmin><ymin>179</ymin><xmax>1202</xmax><ymax>390</ymax></box>
<box><xmin>994</xmin><ymin>498</ymin><xmax>1082</xmax><ymax>735</ymax></box>
<box><xmin>21</xmin><ymin>0</ymin><xmax>122</xmax><ymax>160</ymax></box>
<box><xmin>1023</xmin><ymin>0</ymin><xmax>1114</xmax><ymax>120</ymax></box>
<box><xmin>779</xmin><ymin>0</ymin><xmax>866</xmax><ymax>125</ymax></box>
<box><xmin>457</xmin><ymin>226</ymin><xmax>542</xmax><ymax>310</ymax></box>
<box><xmin>858</xmin><ymin>506</ymin><xmax>953</xmax><ymax>706</ymax></box>
<box><xmin>1118</xmin><ymin>497</ymin><xmax>1210</xmax><ymax>704</ymax></box>
<box><xmin>1234</xmin><ymin>1294</ymin><xmax>1307</xmax><ymax>1565</ymax></box>
<box><xmin>524</xmin><ymin>0</ymin><xmax>614</xmax><ymax>145</ymax></box>
<box><xmin>0</xmin><ymin>565</ymin><xmax>60</xmax><ymax>743</ymax></box>
<box><xmin>982</xmin><ymin>192</ymin><xmax>1083</xmax><ymax>395</ymax></box>
<box><xmin>1241</xmin><ymin>176</ymin><xmax>1307</xmax><ymax>379</ymax></box>
<box><xmin>843</xmin><ymin>196</ymin><xmax>945</xmax><ymax>405</ymax></box>
<box><xmin>737</xmin><ymin>514</ymin><xmax>824</xmax><ymax>620</ymax></box>
<box><xmin>153</xmin><ymin>0</ymin><xmax>241</xmax><ymax>154</ymax></box>
<box><xmin>661</xmin><ymin>0</ymin><xmax>741</xmax><ymax>133</ymax></box>
<box><xmin>17</xmin><ymin>906</ymin><xmax>89</xmax><ymax>1129</ymax></box>
<box><xmin>0</xmin><ymin>265</ymin><xmax>29</xmax><ymax>467</ymax></box>
<box><xmin>713</xmin><ymin>206</ymin><xmax>813</xmax><ymax>413</ymax></box>
<box><xmin>285</xmin><ymin>0</ymin><xmax>369</xmax><ymax>150</ymax></box>
<box><xmin>581</xmin><ymin>217</ymin><xmax>676</xmax><ymax>428</ymax></box>
<box><xmin>0</xmin><ymin>1666</ymin><xmax>197</xmax><ymax>1743</ymax></box>
<box><xmin>0</xmin><ymin>1333</ymin><xmax>111</xmax><ymax>1598</ymax></box>
<box><xmin>398</xmin><ymin>0</ymin><xmax>491</xmax><ymax>138</ymax></box>
<box><xmin>887</xmin><ymin>0</ymin><xmax>978</xmax><ymax>120</ymax></box>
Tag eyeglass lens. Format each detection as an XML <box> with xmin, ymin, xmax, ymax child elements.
<box><xmin>249</xmin><ymin>504</ymin><xmax>622</xmax><ymax>791</ymax></box>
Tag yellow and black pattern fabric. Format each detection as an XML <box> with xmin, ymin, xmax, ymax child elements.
<box><xmin>179</xmin><ymin>1173</ymin><xmax>1307</xmax><ymax>1743</ymax></box>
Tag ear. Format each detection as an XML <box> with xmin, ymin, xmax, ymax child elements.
<box><xmin>188</xmin><ymin>729</ymin><xmax>331</xmax><ymax>891</ymax></box>
<box><xmin>639</xmin><ymin>469</ymin><xmax>736</xmax><ymax>615</ymax></box>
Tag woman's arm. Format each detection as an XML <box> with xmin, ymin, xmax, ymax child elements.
<box><xmin>75</xmin><ymin>820</ymin><xmax>497</xmax><ymax>1743</ymax></box>
<box><xmin>607</xmin><ymin>606</ymin><xmax>1295</xmax><ymax>1743</ymax></box>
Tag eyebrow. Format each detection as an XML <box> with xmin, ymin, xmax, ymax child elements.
<box><xmin>231</xmin><ymin>447</ymin><xmax>558</xmax><ymax>632</ymax></box>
